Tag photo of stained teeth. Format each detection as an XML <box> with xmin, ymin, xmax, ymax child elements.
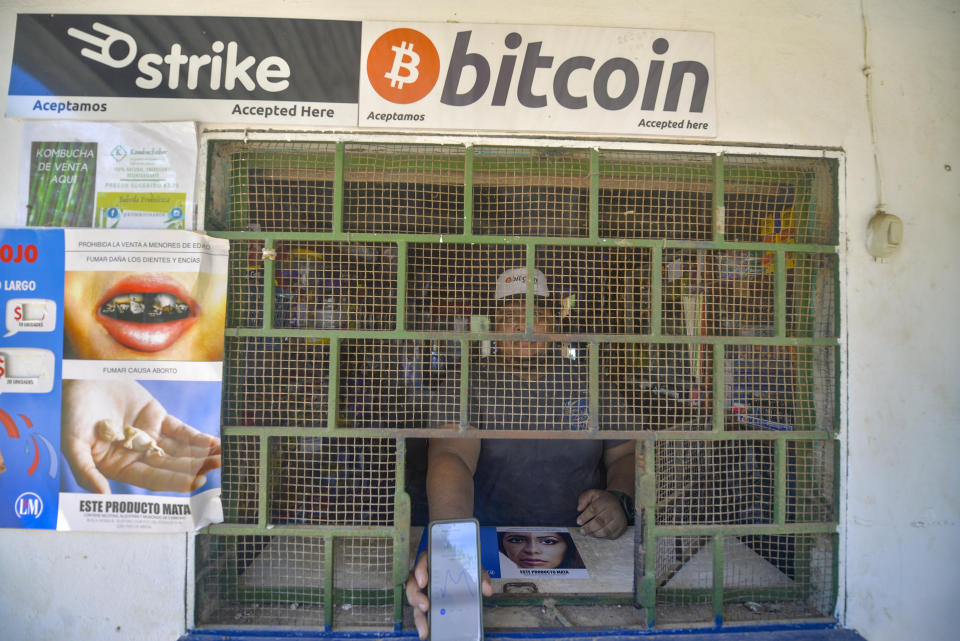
<box><xmin>99</xmin><ymin>292</ymin><xmax>193</xmax><ymax>323</ymax></box>
<box><xmin>64</xmin><ymin>270</ymin><xmax>227</xmax><ymax>361</ymax></box>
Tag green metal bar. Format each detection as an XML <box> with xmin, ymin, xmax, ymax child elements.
<box><xmin>833</xmin><ymin>439</ymin><xmax>842</xmax><ymax>522</ymax></box>
<box><xmin>775</xmin><ymin>249</ymin><xmax>787</xmax><ymax>337</ymax></box>
<box><xmin>206</xmin><ymin>523</ymin><xmax>401</xmax><ymax>536</ymax></box>
<box><xmin>396</xmin><ymin>241</ymin><xmax>408</xmax><ymax>331</ymax></box>
<box><xmin>633</xmin><ymin>439</ymin><xmax>645</xmax><ymax>609</ymax></box>
<box><xmin>324</xmin><ymin>535</ymin><xmax>335</xmax><ymax>630</ymax></box>
<box><xmin>713</xmin><ymin>153</ymin><xmax>725</xmax><ymax>243</ymax></box>
<box><xmin>832</xmin><ymin>253</ymin><xmax>842</xmax><ymax>341</ymax></box>
<box><xmin>712</xmin><ymin>343</ymin><xmax>725</xmax><ymax>432</ymax></box>
<box><xmin>648</xmin><ymin>522</ymin><xmax>837</xmax><ymax>537</ymax></box>
<box><xmin>589</xmin><ymin>148</ymin><xmax>600</xmax><ymax>239</ymax></box>
<box><xmin>775</xmin><ymin>438</ymin><xmax>787</xmax><ymax>524</ymax></box>
<box><xmin>326</xmin><ymin>338</ymin><xmax>340</xmax><ymax>429</ymax></box>
<box><xmin>233</xmin><ymin>586</ymin><xmax>324</xmax><ymax>604</ymax></box>
<box><xmin>221</xmin><ymin>425</ymin><xmax>838</xmax><ymax>441</ymax></box>
<box><xmin>225</xmin><ymin>326</ymin><xmax>840</xmax><ymax>347</ymax></box>
<box><xmin>460</xmin><ymin>339</ymin><xmax>470</xmax><ymax>430</ymax></box>
<box><xmin>659</xmin><ymin>585</ymin><xmax>810</xmax><ymax>603</ymax></box>
<box><xmin>833</xmin><ymin>329</ymin><xmax>843</xmax><ymax>434</ymax></box>
<box><xmin>393</xmin><ymin>438</ymin><xmax>411</xmax><ymax>627</ymax></box>
<box><xmin>830</xmin><ymin>532</ymin><xmax>840</xmax><ymax>615</ymax></box>
<box><xmin>649</xmin><ymin>244</ymin><xmax>662</xmax><ymax>337</ymax></box>
<box><xmin>641</xmin><ymin>440</ymin><xmax>657</xmax><ymax>626</ymax></box>
<box><xmin>712</xmin><ymin>534</ymin><xmax>724</xmax><ymax>623</ymax></box>
<box><xmin>261</xmin><ymin>238</ymin><xmax>276</xmax><ymax>330</ymax></box>
<box><xmin>207</xmin><ymin>230</ymin><xmax>839</xmax><ymax>254</ymax></box>
<box><xmin>464</xmin><ymin>145</ymin><xmax>474</xmax><ymax>235</ymax></box>
<box><xmin>333</xmin><ymin>141</ymin><xmax>344</xmax><ymax>234</ymax></box>
<box><xmin>257</xmin><ymin>433</ymin><xmax>270</xmax><ymax>529</ymax></box>
<box><xmin>795</xmin><ymin>346</ymin><xmax>816</xmax><ymax>430</ymax></box>
<box><xmin>228</xmin><ymin>147</ymin><xmax>251</xmax><ymax>231</ymax></box>
<box><xmin>588</xmin><ymin>341</ymin><xmax>600</xmax><ymax>431</ymax></box>
<box><xmin>525</xmin><ymin>243</ymin><xmax>536</xmax><ymax>332</ymax></box>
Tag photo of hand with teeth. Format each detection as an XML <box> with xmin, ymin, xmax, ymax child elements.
<box><xmin>62</xmin><ymin>379</ymin><xmax>221</xmax><ymax>494</ymax></box>
<box><xmin>95</xmin><ymin>419</ymin><xmax>167</xmax><ymax>457</ymax></box>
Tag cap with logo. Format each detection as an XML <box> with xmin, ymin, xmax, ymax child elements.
<box><xmin>494</xmin><ymin>267</ymin><xmax>550</xmax><ymax>300</ymax></box>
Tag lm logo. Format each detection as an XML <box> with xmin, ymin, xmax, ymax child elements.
<box><xmin>15</xmin><ymin>492</ymin><xmax>43</xmax><ymax>520</ymax></box>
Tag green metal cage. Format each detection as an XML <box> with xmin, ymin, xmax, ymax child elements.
<box><xmin>195</xmin><ymin>139</ymin><xmax>840</xmax><ymax>631</ymax></box>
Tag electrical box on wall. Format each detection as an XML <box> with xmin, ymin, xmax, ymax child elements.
<box><xmin>866</xmin><ymin>211</ymin><xmax>903</xmax><ymax>259</ymax></box>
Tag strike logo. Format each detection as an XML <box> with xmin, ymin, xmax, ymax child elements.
<box><xmin>366</xmin><ymin>28</ymin><xmax>440</xmax><ymax>104</ymax></box>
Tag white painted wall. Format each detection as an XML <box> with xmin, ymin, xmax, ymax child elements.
<box><xmin>0</xmin><ymin>1</ymin><xmax>956</xmax><ymax>640</ymax></box>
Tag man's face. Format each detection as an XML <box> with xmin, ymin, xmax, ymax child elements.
<box><xmin>493</xmin><ymin>300</ymin><xmax>554</xmax><ymax>363</ymax></box>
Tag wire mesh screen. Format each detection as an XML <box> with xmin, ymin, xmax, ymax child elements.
<box><xmin>662</xmin><ymin>249</ymin><xmax>775</xmax><ymax>337</ymax></box>
<box><xmin>655</xmin><ymin>535</ymin><xmax>714</xmax><ymax>623</ymax></box>
<box><xmin>656</xmin><ymin>440</ymin><xmax>775</xmax><ymax>526</ymax></box>
<box><xmin>221</xmin><ymin>434</ymin><xmax>260</xmax><ymax>524</ymax></box>
<box><xmin>787</xmin><ymin>253</ymin><xmax>838</xmax><ymax>338</ymax></box>
<box><xmin>461</xmin><ymin>345</ymin><xmax>592</xmax><ymax>432</ymax></box>
<box><xmin>270</xmin><ymin>437</ymin><xmax>397</xmax><ymax>526</ymax></box>
<box><xmin>406</xmin><ymin>244</ymin><xmax>650</xmax><ymax>334</ymax></box>
<box><xmin>195</xmin><ymin>534</ymin><xmax>327</xmax><ymax>627</ymax></box>
<box><xmin>333</xmin><ymin>537</ymin><xmax>395</xmax><ymax>629</ymax></box>
<box><xmin>722</xmin><ymin>534</ymin><xmax>835</xmax><ymax>621</ymax></box>
<box><xmin>599</xmin><ymin>151</ymin><xmax>713</xmax><ymax>240</ymax></box>
<box><xmin>339</xmin><ymin>339</ymin><xmax>450</xmax><ymax>429</ymax></box>
<box><xmin>786</xmin><ymin>440</ymin><xmax>837</xmax><ymax>523</ymax></box>
<box><xmin>536</xmin><ymin>246</ymin><xmax>650</xmax><ymax>335</ymax></box>
<box><xmin>407</xmin><ymin>243</ymin><xmax>522</xmax><ymax>330</ymax></box>
<box><xmin>226</xmin><ymin>239</ymin><xmax>265</xmax><ymax>328</ymax></box>
<box><xmin>344</xmin><ymin>143</ymin><xmax>464</xmax><ymax>234</ymax></box>
<box><xmin>473</xmin><ymin>146</ymin><xmax>590</xmax><ymax>236</ymax></box>
<box><xmin>203</xmin><ymin>140</ymin><xmax>841</xmax><ymax>631</ymax></box>
<box><xmin>723</xmin><ymin>156</ymin><xmax>837</xmax><ymax>246</ymax></box>
<box><xmin>725</xmin><ymin>345</ymin><xmax>837</xmax><ymax>432</ymax></box>
<box><xmin>654</xmin><ymin>533</ymin><xmax>836</xmax><ymax>625</ymax></box>
<box><xmin>610</xmin><ymin>343</ymin><xmax>713</xmax><ymax>430</ymax></box>
<box><xmin>207</xmin><ymin>142</ymin><xmax>336</xmax><ymax>232</ymax></box>
<box><xmin>223</xmin><ymin>336</ymin><xmax>329</xmax><ymax>428</ymax></box>
<box><xmin>273</xmin><ymin>241</ymin><xmax>397</xmax><ymax>331</ymax></box>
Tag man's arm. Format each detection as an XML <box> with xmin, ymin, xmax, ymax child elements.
<box><xmin>576</xmin><ymin>440</ymin><xmax>636</xmax><ymax>539</ymax></box>
<box><xmin>407</xmin><ymin>434</ymin><xmax>485</xmax><ymax>640</ymax></box>
<box><xmin>603</xmin><ymin>440</ymin><xmax>636</xmax><ymax>496</ymax></box>
<box><xmin>426</xmin><ymin>434</ymin><xmax>481</xmax><ymax>520</ymax></box>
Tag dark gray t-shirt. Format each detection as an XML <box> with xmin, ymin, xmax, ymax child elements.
<box><xmin>430</xmin><ymin>356</ymin><xmax>630</xmax><ymax>526</ymax></box>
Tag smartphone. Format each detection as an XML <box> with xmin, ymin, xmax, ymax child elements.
<box><xmin>428</xmin><ymin>518</ymin><xmax>483</xmax><ymax>641</ymax></box>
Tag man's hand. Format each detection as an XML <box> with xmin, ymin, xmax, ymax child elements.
<box><xmin>576</xmin><ymin>489</ymin><xmax>628</xmax><ymax>539</ymax></box>
<box><xmin>405</xmin><ymin>551</ymin><xmax>494</xmax><ymax>640</ymax></box>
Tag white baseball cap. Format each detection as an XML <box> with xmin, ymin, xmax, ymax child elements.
<box><xmin>494</xmin><ymin>267</ymin><xmax>550</xmax><ymax>299</ymax></box>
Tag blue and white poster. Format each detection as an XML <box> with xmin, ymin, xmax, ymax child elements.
<box><xmin>0</xmin><ymin>228</ymin><xmax>65</xmax><ymax>529</ymax></box>
<box><xmin>0</xmin><ymin>228</ymin><xmax>229</xmax><ymax>531</ymax></box>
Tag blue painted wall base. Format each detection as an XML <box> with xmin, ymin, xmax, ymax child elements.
<box><xmin>180</xmin><ymin>624</ymin><xmax>868</xmax><ymax>641</ymax></box>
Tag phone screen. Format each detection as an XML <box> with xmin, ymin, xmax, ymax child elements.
<box><xmin>429</xmin><ymin>519</ymin><xmax>483</xmax><ymax>641</ymax></box>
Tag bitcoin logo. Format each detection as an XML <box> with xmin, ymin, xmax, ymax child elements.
<box><xmin>385</xmin><ymin>41</ymin><xmax>420</xmax><ymax>89</ymax></box>
<box><xmin>367</xmin><ymin>28</ymin><xmax>439</xmax><ymax>104</ymax></box>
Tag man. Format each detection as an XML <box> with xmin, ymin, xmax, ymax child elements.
<box><xmin>406</xmin><ymin>267</ymin><xmax>636</xmax><ymax>638</ymax></box>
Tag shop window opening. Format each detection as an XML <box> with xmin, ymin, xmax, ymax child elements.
<box><xmin>194</xmin><ymin>140</ymin><xmax>840</xmax><ymax>632</ymax></box>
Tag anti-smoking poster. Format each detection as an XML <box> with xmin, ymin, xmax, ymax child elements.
<box><xmin>481</xmin><ymin>527</ymin><xmax>590</xmax><ymax>580</ymax></box>
<box><xmin>18</xmin><ymin>121</ymin><xmax>197</xmax><ymax>229</ymax></box>
<box><xmin>0</xmin><ymin>228</ymin><xmax>228</xmax><ymax>532</ymax></box>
